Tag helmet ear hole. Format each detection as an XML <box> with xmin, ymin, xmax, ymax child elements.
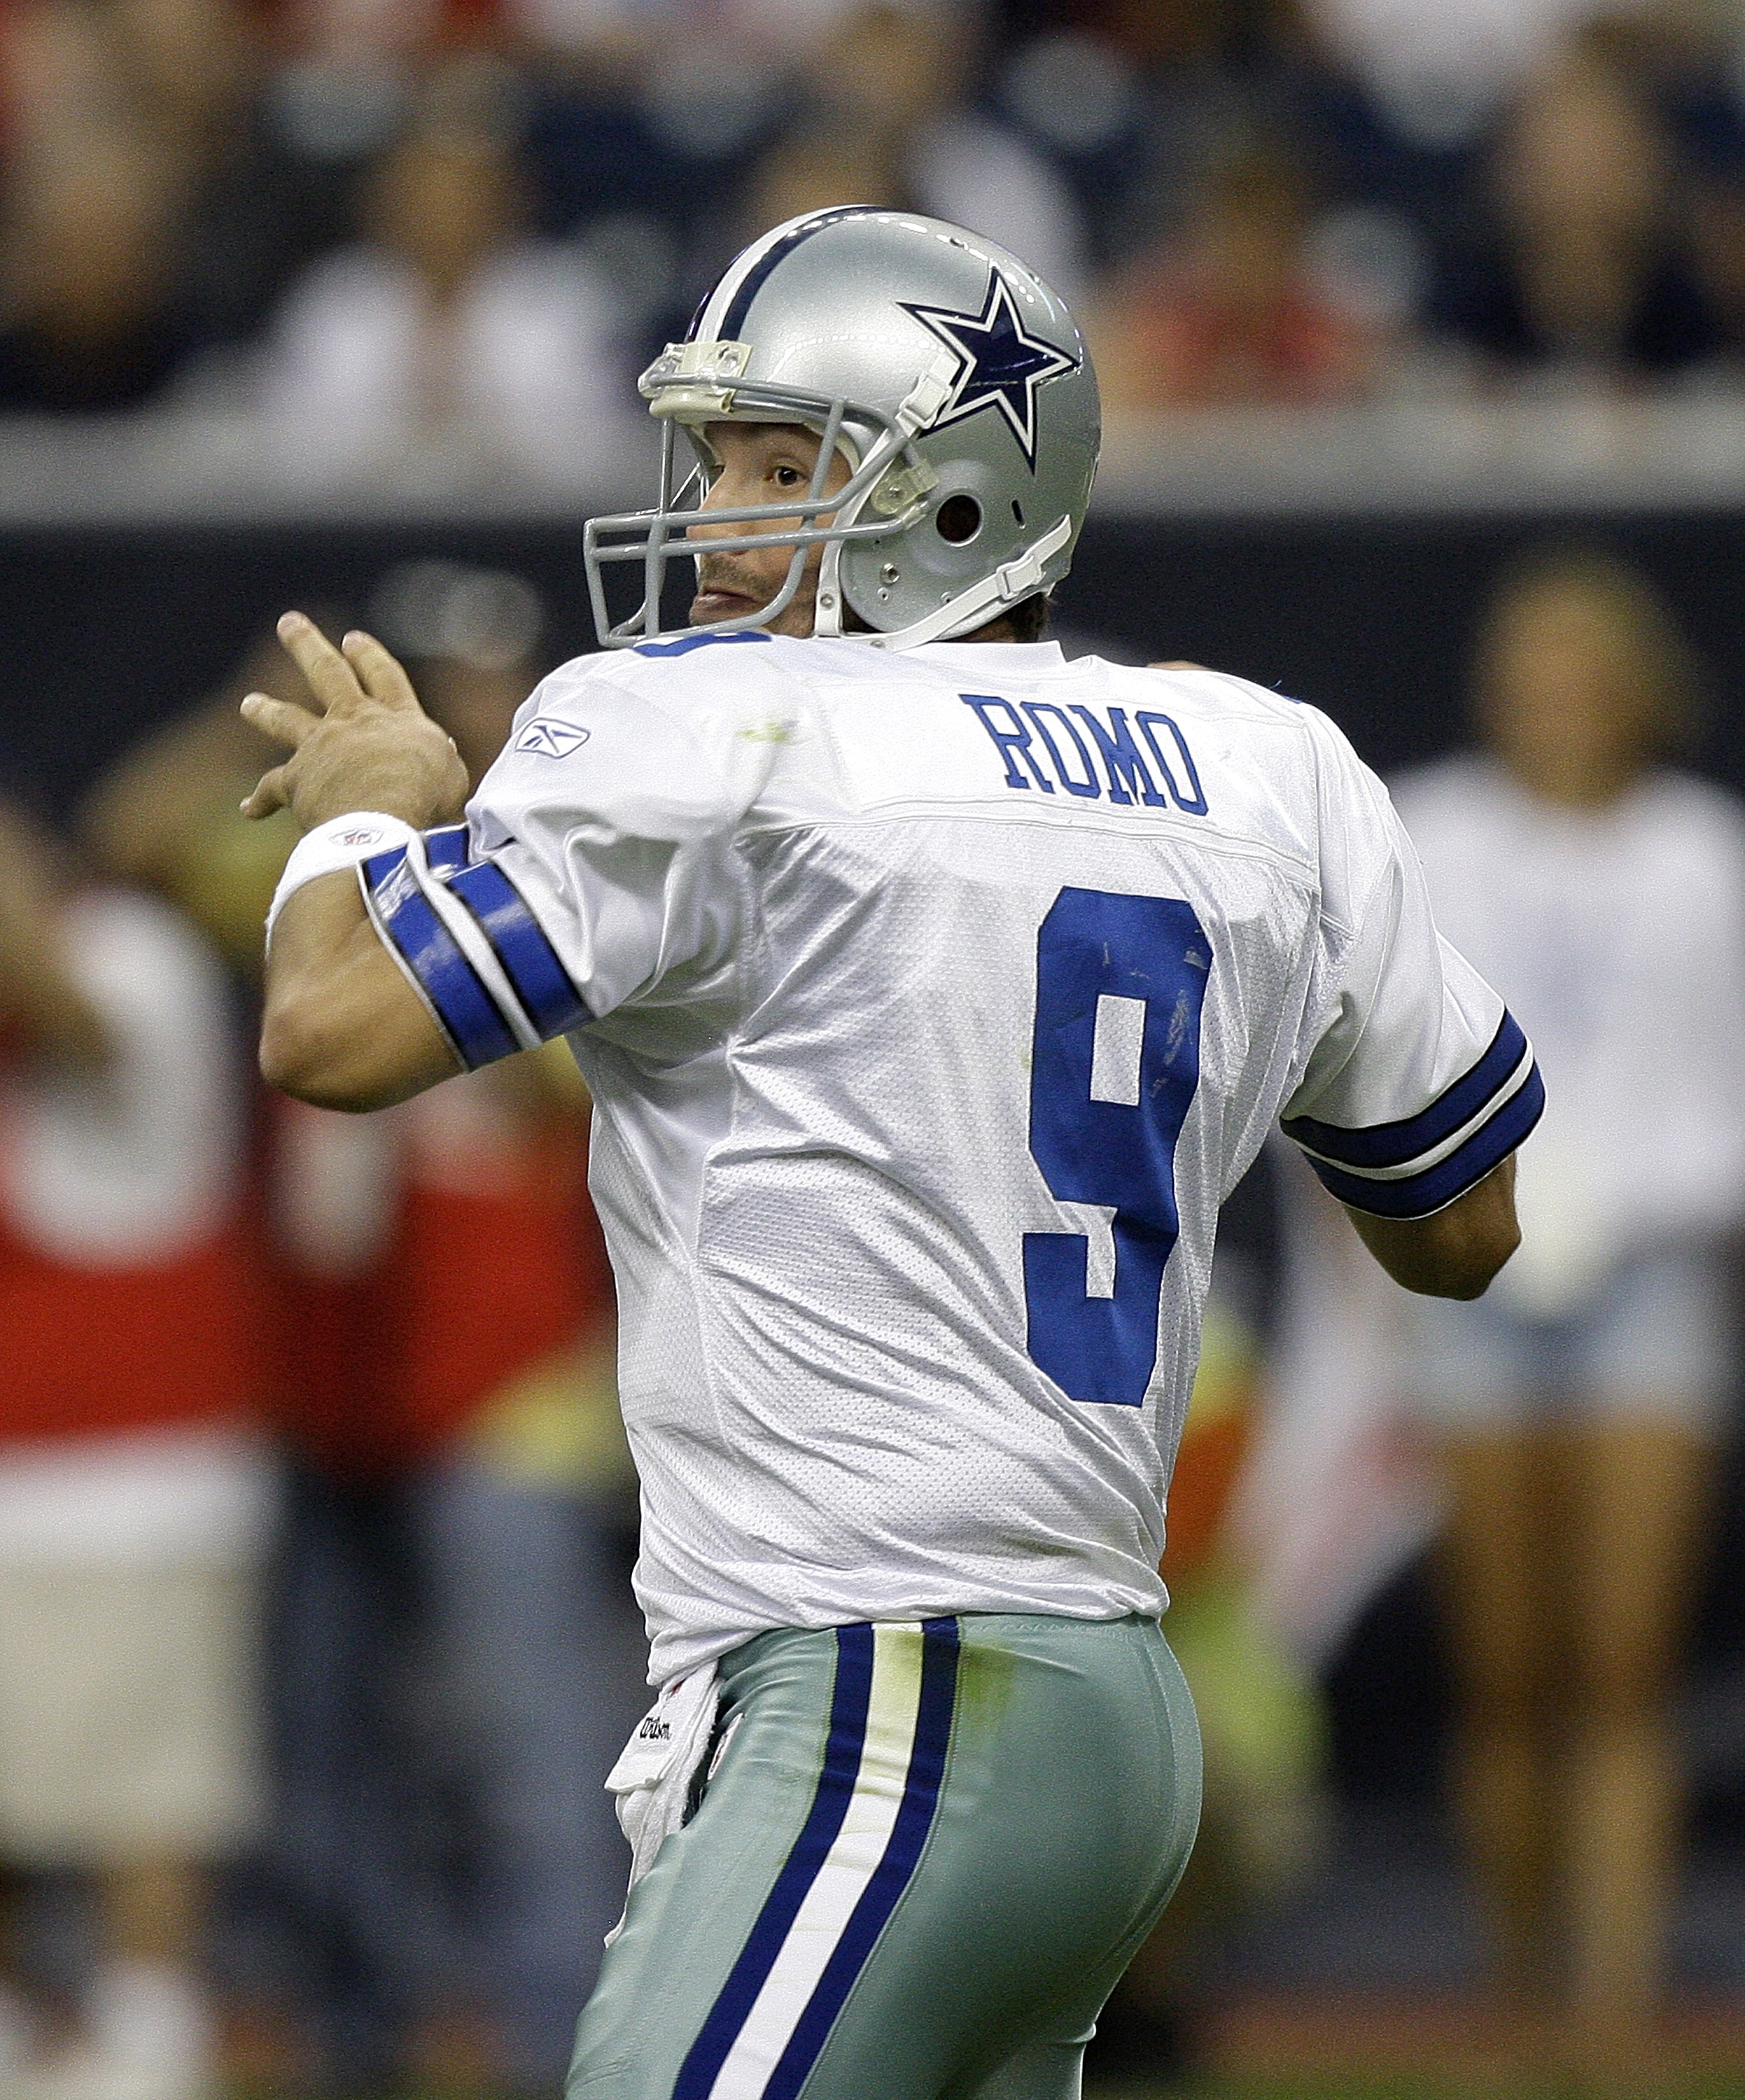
<box><xmin>936</xmin><ymin>493</ymin><xmax>982</xmax><ymax>545</ymax></box>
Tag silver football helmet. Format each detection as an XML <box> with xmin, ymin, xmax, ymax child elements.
<box><xmin>583</xmin><ymin>206</ymin><xmax>1100</xmax><ymax>650</ymax></box>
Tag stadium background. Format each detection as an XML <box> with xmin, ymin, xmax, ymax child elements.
<box><xmin>3</xmin><ymin>0</ymin><xmax>1745</xmax><ymax>2093</ymax></box>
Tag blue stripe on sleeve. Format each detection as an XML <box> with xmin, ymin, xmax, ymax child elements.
<box><xmin>673</xmin><ymin>1626</ymin><xmax>876</xmax><ymax>2100</ymax></box>
<box><xmin>361</xmin><ymin>844</ymin><xmax>409</xmax><ymax>890</ymax></box>
<box><xmin>423</xmin><ymin>824</ymin><xmax>471</xmax><ymax>876</ymax></box>
<box><xmin>1282</xmin><ymin>1011</ymin><xmax>1529</xmax><ymax>1172</ymax></box>
<box><xmin>365</xmin><ymin>853</ymin><xmax>521</xmax><ymax>1070</ymax></box>
<box><xmin>1305</xmin><ymin>1060</ymin><xmax>1545</xmax><ymax>1219</ymax></box>
<box><xmin>763</xmin><ymin>1618</ymin><xmax>960</xmax><ymax>2100</ymax></box>
<box><xmin>444</xmin><ymin>861</ymin><xmax>591</xmax><ymax>1040</ymax></box>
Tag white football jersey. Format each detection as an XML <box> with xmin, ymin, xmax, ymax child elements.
<box><xmin>357</xmin><ymin>634</ymin><xmax>1541</xmax><ymax>1682</ymax></box>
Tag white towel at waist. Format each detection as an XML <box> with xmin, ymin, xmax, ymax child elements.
<box><xmin>603</xmin><ymin>1662</ymin><xmax>721</xmax><ymax>1945</ymax></box>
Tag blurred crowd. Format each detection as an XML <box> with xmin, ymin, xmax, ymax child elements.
<box><xmin>0</xmin><ymin>567</ymin><xmax>652</xmax><ymax>2100</ymax></box>
<box><xmin>0</xmin><ymin>0</ymin><xmax>1744</xmax><ymax>479</ymax></box>
<box><xmin>1245</xmin><ymin>544</ymin><xmax>1745</xmax><ymax>2089</ymax></box>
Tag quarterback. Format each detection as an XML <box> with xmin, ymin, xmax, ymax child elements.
<box><xmin>247</xmin><ymin>209</ymin><xmax>1538</xmax><ymax>2099</ymax></box>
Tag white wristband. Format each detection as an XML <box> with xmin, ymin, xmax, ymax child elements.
<box><xmin>265</xmin><ymin>812</ymin><xmax>420</xmax><ymax>946</ymax></box>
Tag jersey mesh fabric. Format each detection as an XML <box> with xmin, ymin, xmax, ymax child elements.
<box><xmin>444</xmin><ymin>636</ymin><xmax>1538</xmax><ymax>1681</ymax></box>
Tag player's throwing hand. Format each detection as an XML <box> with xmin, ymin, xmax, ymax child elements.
<box><xmin>239</xmin><ymin>611</ymin><xmax>469</xmax><ymax>834</ymax></box>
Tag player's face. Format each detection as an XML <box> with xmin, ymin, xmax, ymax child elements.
<box><xmin>687</xmin><ymin>421</ymin><xmax>852</xmax><ymax>637</ymax></box>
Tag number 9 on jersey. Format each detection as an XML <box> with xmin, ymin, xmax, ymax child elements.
<box><xmin>1023</xmin><ymin>888</ymin><xmax>1210</xmax><ymax>1407</ymax></box>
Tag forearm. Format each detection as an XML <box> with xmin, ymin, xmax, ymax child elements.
<box><xmin>260</xmin><ymin>869</ymin><xmax>458</xmax><ymax>1110</ymax></box>
<box><xmin>244</xmin><ymin>613</ymin><xmax>475</xmax><ymax>1109</ymax></box>
<box><xmin>1343</xmin><ymin>1153</ymin><xmax>1520</xmax><ymax>1299</ymax></box>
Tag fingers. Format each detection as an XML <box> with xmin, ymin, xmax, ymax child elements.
<box><xmin>240</xmin><ymin>764</ymin><xmax>290</xmax><ymax>820</ymax></box>
<box><xmin>342</xmin><ymin>629</ymin><xmax>423</xmax><ymax>713</ymax></box>
<box><xmin>277</xmin><ymin>610</ymin><xmax>365</xmax><ymax>716</ymax></box>
<box><xmin>239</xmin><ymin>692</ymin><xmax>319</xmax><ymax>750</ymax></box>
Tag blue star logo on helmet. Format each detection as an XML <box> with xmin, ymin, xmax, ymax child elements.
<box><xmin>900</xmin><ymin>272</ymin><xmax>1079</xmax><ymax>472</ymax></box>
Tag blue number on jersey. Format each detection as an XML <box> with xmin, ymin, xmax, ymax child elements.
<box><xmin>1023</xmin><ymin>888</ymin><xmax>1210</xmax><ymax>1406</ymax></box>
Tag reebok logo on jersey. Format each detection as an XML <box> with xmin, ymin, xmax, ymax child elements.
<box><xmin>516</xmin><ymin>718</ymin><xmax>591</xmax><ymax>759</ymax></box>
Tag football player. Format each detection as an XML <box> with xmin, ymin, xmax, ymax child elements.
<box><xmin>244</xmin><ymin>209</ymin><xmax>1537</xmax><ymax>2100</ymax></box>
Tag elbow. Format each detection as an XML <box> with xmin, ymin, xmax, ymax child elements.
<box><xmin>260</xmin><ymin>939</ymin><xmax>460</xmax><ymax>1110</ymax></box>
<box><xmin>260</xmin><ymin>991</ymin><xmax>398</xmax><ymax>1113</ymax></box>
<box><xmin>1347</xmin><ymin>1154</ymin><xmax>1524</xmax><ymax>1298</ymax></box>
<box><xmin>1424</xmin><ymin>1210</ymin><xmax>1522</xmax><ymax>1301</ymax></box>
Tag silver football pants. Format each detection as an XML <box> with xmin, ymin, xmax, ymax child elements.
<box><xmin>567</xmin><ymin>1610</ymin><xmax>1200</xmax><ymax>2100</ymax></box>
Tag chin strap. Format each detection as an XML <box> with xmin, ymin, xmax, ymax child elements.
<box><xmin>853</xmin><ymin>514</ymin><xmax>1074</xmax><ymax>651</ymax></box>
<box><xmin>811</xmin><ymin>533</ymin><xmax>851</xmax><ymax>638</ymax></box>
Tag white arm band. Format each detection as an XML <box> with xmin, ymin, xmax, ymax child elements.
<box><xmin>265</xmin><ymin>812</ymin><xmax>420</xmax><ymax>947</ymax></box>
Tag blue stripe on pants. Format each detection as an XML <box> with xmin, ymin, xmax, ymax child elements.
<box><xmin>762</xmin><ymin>1617</ymin><xmax>960</xmax><ymax>2099</ymax></box>
<box><xmin>672</xmin><ymin>1626</ymin><xmax>876</xmax><ymax>2100</ymax></box>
